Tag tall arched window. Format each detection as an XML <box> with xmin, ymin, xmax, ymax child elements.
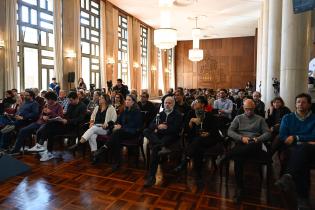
<box><xmin>17</xmin><ymin>0</ymin><xmax>54</xmax><ymax>90</ymax></box>
<box><xmin>140</xmin><ymin>26</ymin><xmax>148</xmax><ymax>89</ymax></box>
<box><xmin>118</xmin><ymin>14</ymin><xmax>129</xmax><ymax>85</ymax></box>
<box><xmin>80</xmin><ymin>0</ymin><xmax>101</xmax><ymax>89</ymax></box>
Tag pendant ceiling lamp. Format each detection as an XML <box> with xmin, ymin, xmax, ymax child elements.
<box><xmin>189</xmin><ymin>17</ymin><xmax>203</xmax><ymax>62</ymax></box>
<box><xmin>154</xmin><ymin>0</ymin><xmax>177</xmax><ymax>49</ymax></box>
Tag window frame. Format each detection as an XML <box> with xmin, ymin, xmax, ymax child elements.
<box><xmin>117</xmin><ymin>14</ymin><xmax>129</xmax><ymax>86</ymax></box>
<box><xmin>140</xmin><ymin>25</ymin><xmax>148</xmax><ymax>89</ymax></box>
<box><xmin>17</xmin><ymin>0</ymin><xmax>55</xmax><ymax>90</ymax></box>
<box><xmin>80</xmin><ymin>0</ymin><xmax>101</xmax><ymax>89</ymax></box>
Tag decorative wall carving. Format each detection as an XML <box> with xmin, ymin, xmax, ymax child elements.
<box><xmin>175</xmin><ymin>36</ymin><xmax>256</xmax><ymax>89</ymax></box>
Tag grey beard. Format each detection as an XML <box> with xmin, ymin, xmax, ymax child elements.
<box><xmin>164</xmin><ymin>108</ymin><xmax>173</xmax><ymax>115</ymax></box>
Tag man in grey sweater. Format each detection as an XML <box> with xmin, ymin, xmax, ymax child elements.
<box><xmin>218</xmin><ymin>99</ymin><xmax>271</xmax><ymax>203</ymax></box>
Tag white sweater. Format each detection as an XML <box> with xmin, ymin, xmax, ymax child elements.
<box><xmin>90</xmin><ymin>105</ymin><xmax>117</xmax><ymax>126</ymax></box>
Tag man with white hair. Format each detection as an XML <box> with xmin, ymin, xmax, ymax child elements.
<box><xmin>143</xmin><ymin>96</ymin><xmax>183</xmax><ymax>187</ymax></box>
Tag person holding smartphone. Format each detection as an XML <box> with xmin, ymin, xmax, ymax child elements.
<box><xmin>216</xmin><ymin>99</ymin><xmax>271</xmax><ymax>203</ymax></box>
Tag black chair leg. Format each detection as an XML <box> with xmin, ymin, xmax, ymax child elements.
<box><xmin>225</xmin><ymin>161</ymin><xmax>230</xmax><ymax>183</ymax></box>
<box><xmin>140</xmin><ymin>144</ymin><xmax>146</xmax><ymax>168</ymax></box>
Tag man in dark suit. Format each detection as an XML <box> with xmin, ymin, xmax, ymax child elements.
<box><xmin>143</xmin><ymin>96</ymin><xmax>183</xmax><ymax>187</ymax></box>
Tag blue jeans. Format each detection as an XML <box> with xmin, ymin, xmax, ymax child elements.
<box><xmin>12</xmin><ymin>122</ymin><xmax>43</xmax><ymax>152</ymax></box>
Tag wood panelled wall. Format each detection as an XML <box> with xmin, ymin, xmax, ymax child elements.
<box><xmin>175</xmin><ymin>36</ymin><xmax>256</xmax><ymax>89</ymax></box>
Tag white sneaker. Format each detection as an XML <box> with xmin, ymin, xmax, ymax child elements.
<box><xmin>40</xmin><ymin>151</ymin><xmax>54</xmax><ymax>161</ymax></box>
<box><xmin>27</xmin><ymin>143</ymin><xmax>45</xmax><ymax>152</ymax></box>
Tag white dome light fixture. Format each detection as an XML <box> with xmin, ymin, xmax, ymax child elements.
<box><xmin>154</xmin><ymin>28</ymin><xmax>177</xmax><ymax>50</ymax></box>
<box><xmin>189</xmin><ymin>17</ymin><xmax>203</xmax><ymax>62</ymax></box>
<box><xmin>154</xmin><ymin>0</ymin><xmax>177</xmax><ymax>49</ymax></box>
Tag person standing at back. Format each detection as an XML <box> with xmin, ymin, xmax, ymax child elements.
<box><xmin>112</xmin><ymin>79</ymin><xmax>129</xmax><ymax>99</ymax></box>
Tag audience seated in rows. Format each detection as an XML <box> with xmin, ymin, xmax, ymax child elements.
<box><xmin>1</xmin><ymin>84</ymin><xmax>315</xmax><ymax>209</ymax></box>
<box><xmin>94</xmin><ymin>94</ymin><xmax>143</xmax><ymax>171</ymax></box>
<box><xmin>34</xmin><ymin>91</ymin><xmax>87</xmax><ymax>161</ymax></box>
<box><xmin>10</xmin><ymin>92</ymin><xmax>63</xmax><ymax>154</ymax></box>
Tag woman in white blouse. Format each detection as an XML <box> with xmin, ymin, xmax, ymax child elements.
<box><xmin>69</xmin><ymin>93</ymin><xmax>117</xmax><ymax>155</ymax></box>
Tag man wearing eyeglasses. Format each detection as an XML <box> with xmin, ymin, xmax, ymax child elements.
<box><xmin>216</xmin><ymin>99</ymin><xmax>271</xmax><ymax>203</ymax></box>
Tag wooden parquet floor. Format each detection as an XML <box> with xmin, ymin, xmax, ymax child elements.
<box><xmin>0</xmin><ymin>151</ymin><xmax>314</xmax><ymax>210</ymax></box>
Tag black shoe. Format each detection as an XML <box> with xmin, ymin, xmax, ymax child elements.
<box><xmin>275</xmin><ymin>173</ymin><xmax>296</xmax><ymax>193</ymax></box>
<box><xmin>91</xmin><ymin>154</ymin><xmax>98</xmax><ymax>165</ymax></box>
<box><xmin>233</xmin><ymin>189</ymin><xmax>243</xmax><ymax>204</ymax></box>
<box><xmin>94</xmin><ymin>145</ymin><xmax>108</xmax><ymax>158</ymax></box>
<box><xmin>297</xmin><ymin>198</ymin><xmax>311</xmax><ymax>210</ymax></box>
<box><xmin>158</xmin><ymin>147</ymin><xmax>171</xmax><ymax>156</ymax></box>
<box><xmin>9</xmin><ymin>149</ymin><xmax>20</xmax><ymax>156</ymax></box>
<box><xmin>143</xmin><ymin>176</ymin><xmax>156</xmax><ymax>187</ymax></box>
<box><xmin>173</xmin><ymin>159</ymin><xmax>188</xmax><ymax>173</ymax></box>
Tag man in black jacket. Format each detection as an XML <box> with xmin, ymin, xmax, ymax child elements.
<box><xmin>252</xmin><ymin>91</ymin><xmax>265</xmax><ymax>118</ymax></box>
<box><xmin>174</xmin><ymin>89</ymin><xmax>191</xmax><ymax>121</ymax></box>
<box><xmin>174</xmin><ymin>96</ymin><xmax>221</xmax><ymax>183</ymax></box>
<box><xmin>143</xmin><ymin>96</ymin><xmax>183</xmax><ymax>187</ymax></box>
<box><xmin>112</xmin><ymin>79</ymin><xmax>129</xmax><ymax>98</ymax></box>
<box><xmin>37</xmin><ymin>91</ymin><xmax>87</xmax><ymax>161</ymax></box>
<box><xmin>137</xmin><ymin>92</ymin><xmax>156</xmax><ymax>129</ymax></box>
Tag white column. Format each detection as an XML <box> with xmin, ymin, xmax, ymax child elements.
<box><xmin>280</xmin><ymin>1</ymin><xmax>312</xmax><ymax>111</ymax></box>
<box><xmin>260</xmin><ymin>0</ymin><xmax>269</xmax><ymax>102</ymax></box>
<box><xmin>266</xmin><ymin>0</ymin><xmax>282</xmax><ymax>104</ymax></box>
<box><xmin>256</xmin><ymin>15</ymin><xmax>263</xmax><ymax>92</ymax></box>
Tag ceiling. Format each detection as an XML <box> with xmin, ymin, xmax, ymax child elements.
<box><xmin>108</xmin><ymin>0</ymin><xmax>263</xmax><ymax>40</ymax></box>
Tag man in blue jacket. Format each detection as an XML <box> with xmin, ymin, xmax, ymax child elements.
<box><xmin>276</xmin><ymin>93</ymin><xmax>315</xmax><ymax>210</ymax></box>
<box><xmin>143</xmin><ymin>96</ymin><xmax>183</xmax><ymax>187</ymax></box>
<box><xmin>0</xmin><ymin>90</ymin><xmax>39</xmax><ymax>151</ymax></box>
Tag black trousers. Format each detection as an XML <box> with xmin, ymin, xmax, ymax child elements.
<box><xmin>37</xmin><ymin>121</ymin><xmax>74</xmax><ymax>152</ymax></box>
<box><xmin>226</xmin><ymin>141</ymin><xmax>270</xmax><ymax>189</ymax></box>
<box><xmin>105</xmin><ymin>129</ymin><xmax>137</xmax><ymax>164</ymax></box>
<box><xmin>185</xmin><ymin>136</ymin><xmax>218</xmax><ymax>175</ymax></box>
<box><xmin>143</xmin><ymin>128</ymin><xmax>178</xmax><ymax>177</ymax></box>
<box><xmin>285</xmin><ymin>144</ymin><xmax>315</xmax><ymax>199</ymax></box>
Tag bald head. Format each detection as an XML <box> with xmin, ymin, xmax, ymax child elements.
<box><xmin>243</xmin><ymin>99</ymin><xmax>256</xmax><ymax>109</ymax></box>
<box><xmin>243</xmin><ymin>99</ymin><xmax>256</xmax><ymax>117</ymax></box>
